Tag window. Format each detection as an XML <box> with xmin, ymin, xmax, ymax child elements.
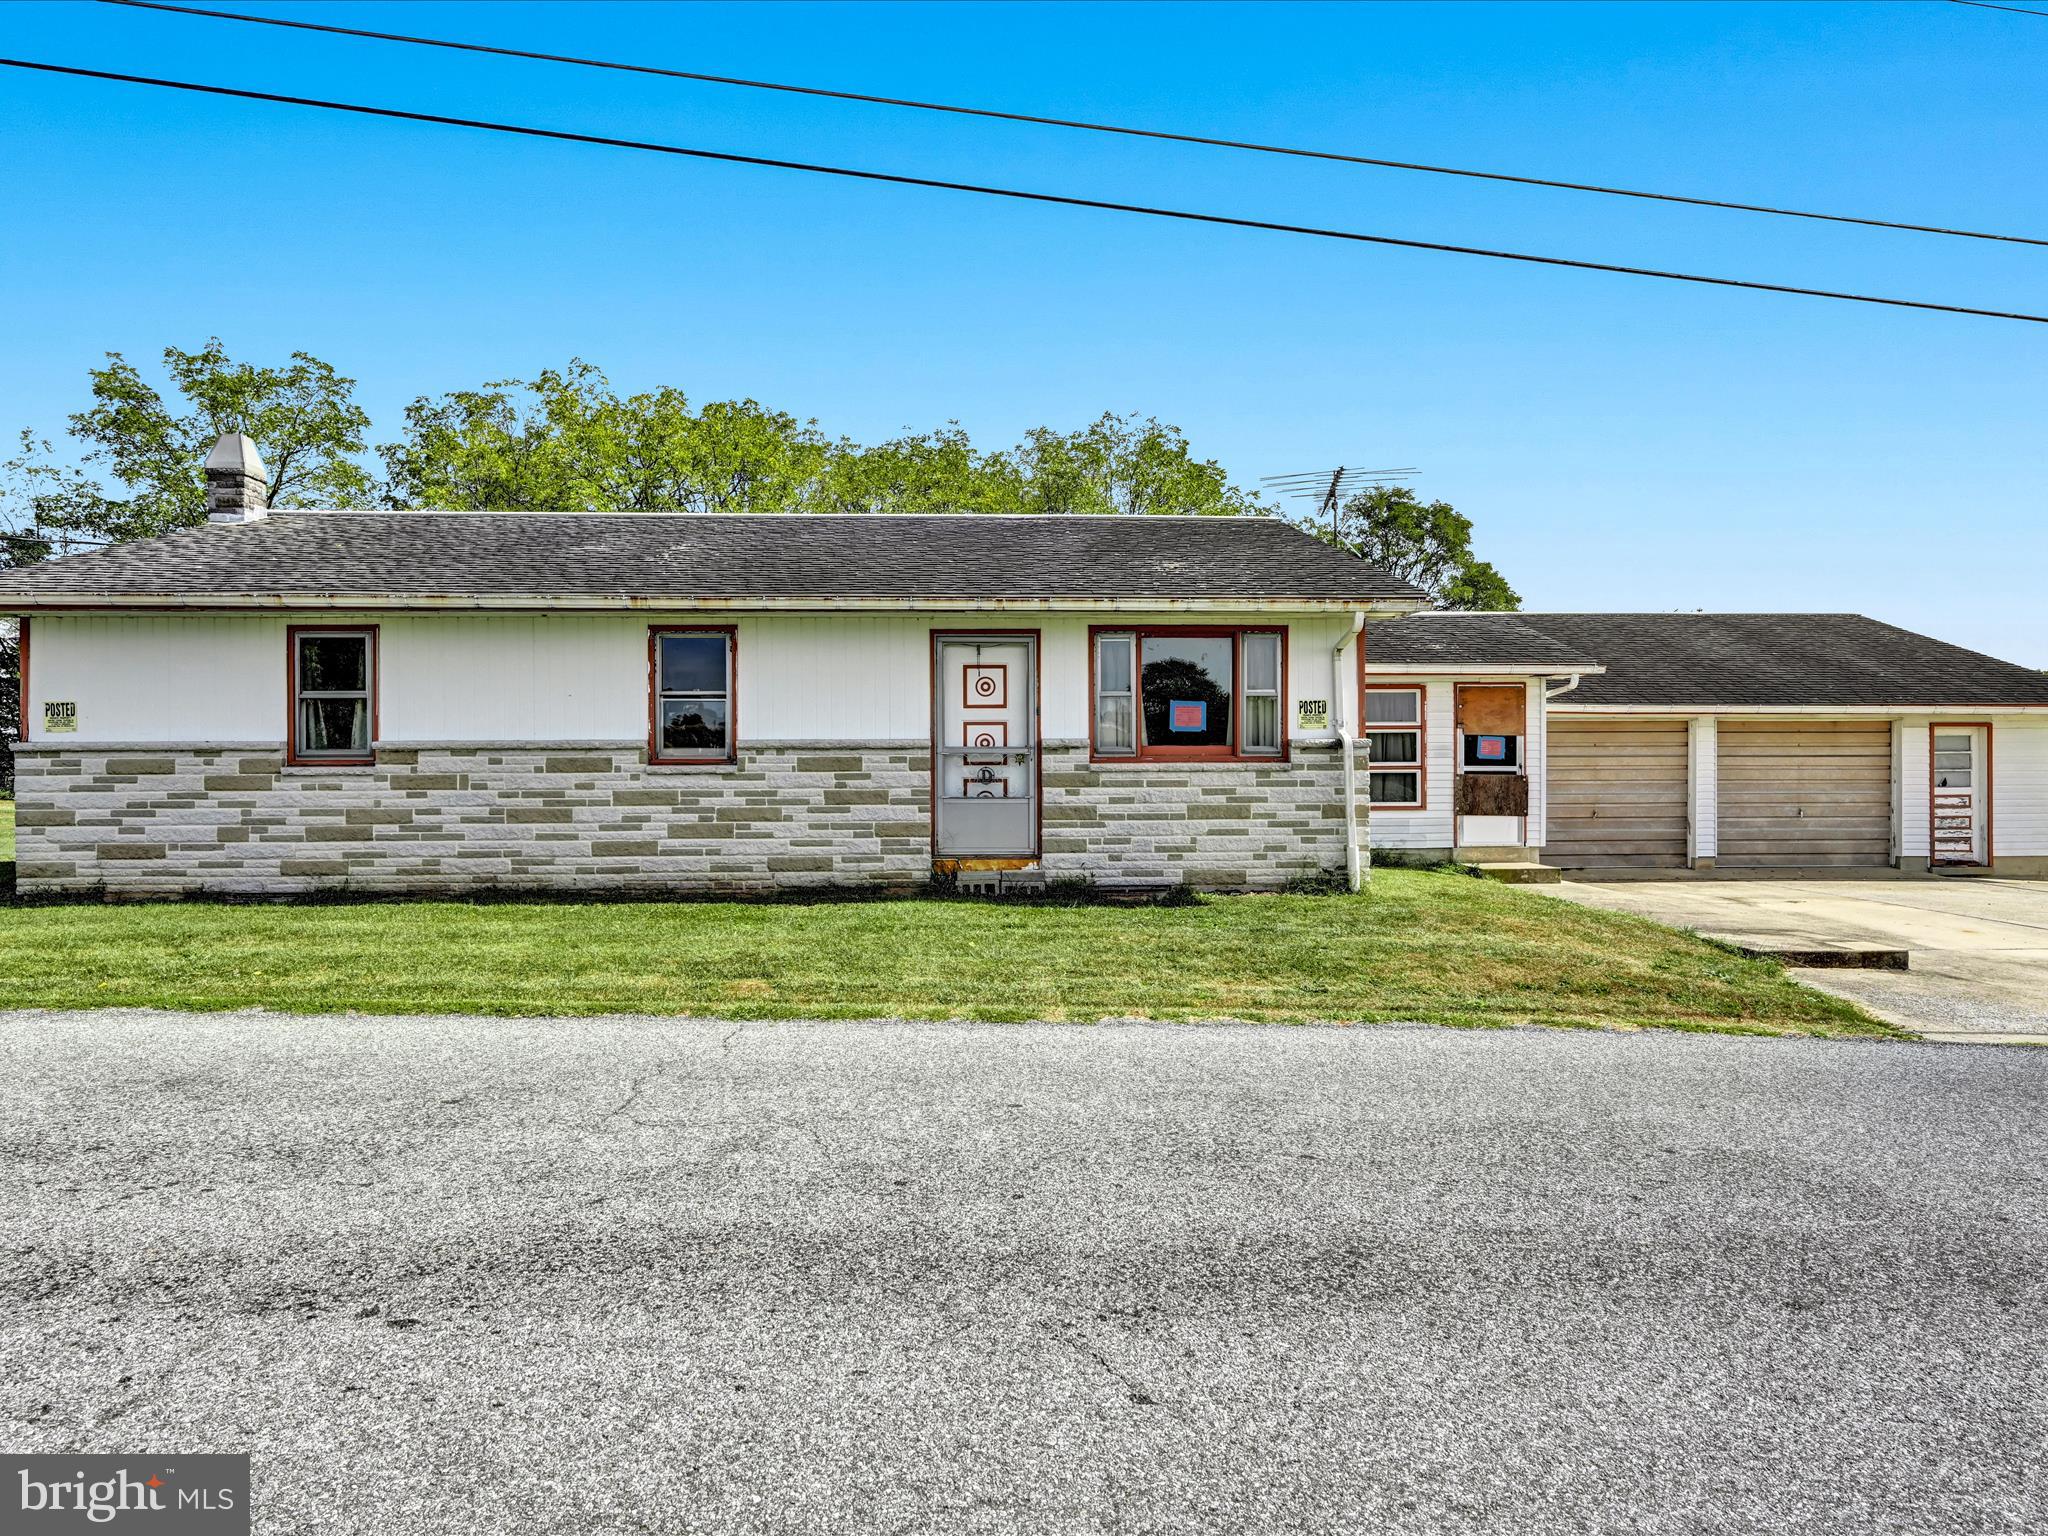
<box><xmin>650</xmin><ymin>628</ymin><xmax>735</xmax><ymax>763</ymax></box>
<box><xmin>1933</xmin><ymin>733</ymin><xmax>1973</xmax><ymax>789</ymax></box>
<box><xmin>1242</xmin><ymin>632</ymin><xmax>1282</xmax><ymax>756</ymax></box>
<box><xmin>1365</xmin><ymin>686</ymin><xmax>1424</xmax><ymax>807</ymax></box>
<box><xmin>1090</xmin><ymin>628</ymin><xmax>1285</xmax><ymax>761</ymax></box>
<box><xmin>289</xmin><ymin>627</ymin><xmax>375</xmax><ymax>764</ymax></box>
<box><xmin>1460</xmin><ymin>732</ymin><xmax>1522</xmax><ymax>772</ymax></box>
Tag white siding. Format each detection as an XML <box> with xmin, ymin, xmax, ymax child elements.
<box><xmin>1898</xmin><ymin>716</ymin><xmax>1932</xmax><ymax>860</ymax></box>
<box><xmin>1360</xmin><ymin>678</ymin><xmax>1452</xmax><ymax>852</ymax></box>
<box><xmin>1689</xmin><ymin>717</ymin><xmax>1718</xmax><ymax>864</ymax></box>
<box><xmin>21</xmin><ymin>609</ymin><xmax>1362</xmax><ymax>749</ymax></box>
<box><xmin>1994</xmin><ymin>717</ymin><xmax>2048</xmax><ymax>858</ymax></box>
<box><xmin>24</xmin><ymin>614</ymin><xmax>283</xmax><ymax>742</ymax></box>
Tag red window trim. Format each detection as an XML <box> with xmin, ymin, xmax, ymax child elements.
<box><xmin>1086</xmin><ymin>624</ymin><xmax>1290</xmax><ymax>764</ymax></box>
<box><xmin>647</xmin><ymin>625</ymin><xmax>739</xmax><ymax>765</ymax></box>
<box><xmin>15</xmin><ymin>614</ymin><xmax>28</xmax><ymax>744</ymax></box>
<box><xmin>1928</xmin><ymin>720</ymin><xmax>1995</xmax><ymax>868</ymax></box>
<box><xmin>285</xmin><ymin>624</ymin><xmax>380</xmax><ymax>768</ymax></box>
<box><xmin>1363</xmin><ymin>683</ymin><xmax>1428</xmax><ymax>811</ymax></box>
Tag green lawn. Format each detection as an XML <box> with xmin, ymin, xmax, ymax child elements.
<box><xmin>0</xmin><ymin>869</ymin><xmax>1895</xmax><ymax>1036</ymax></box>
<box><xmin>0</xmin><ymin>797</ymin><xmax>11</xmax><ymax>863</ymax></box>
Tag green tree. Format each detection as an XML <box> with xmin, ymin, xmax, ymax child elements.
<box><xmin>36</xmin><ymin>340</ymin><xmax>374</xmax><ymax>545</ymax></box>
<box><xmin>1013</xmin><ymin>412</ymin><xmax>1259</xmax><ymax>517</ymax></box>
<box><xmin>809</xmin><ymin>424</ymin><xmax>1023</xmax><ymax>515</ymax></box>
<box><xmin>1319</xmin><ymin>484</ymin><xmax>1519</xmax><ymax>610</ymax></box>
<box><xmin>381</xmin><ymin>362</ymin><xmax>837</xmax><ymax>514</ymax></box>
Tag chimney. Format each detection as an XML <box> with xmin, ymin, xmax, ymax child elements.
<box><xmin>204</xmin><ymin>433</ymin><xmax>269</xmax><ymax>523</ymax></box>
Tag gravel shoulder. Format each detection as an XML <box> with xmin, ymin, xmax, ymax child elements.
<box><xmin>2</xmin><ymin>1011</ymin><xmax>2042</xmax><ymax>1535</ymax></box>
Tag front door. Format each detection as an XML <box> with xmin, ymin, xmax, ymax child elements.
<box><xmin>1931</xmin><ymin>726</ymin><xmax>1989</xmax><ymax>868</ymax></box>
<box><xmin>933</xmin><ymin>634</ymin><xmax>1039</xmax><ymax>859</ymax></box>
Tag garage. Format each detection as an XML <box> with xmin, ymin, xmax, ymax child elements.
<box><xmin>1718</xmin><ymin>721</ymin><xmax>1892</xmax><ymax>869</ymax></box>
<box><xmin>1543</xmin><ymin>718</ymin><xmax>1689</xmax><ymax>869</ymax></box>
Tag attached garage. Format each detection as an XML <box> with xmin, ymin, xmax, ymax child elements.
<box><xmin>1717</xmin><ymin>721</ymin><xmax>1892</xmax><ymax>869</ymax></box>
<box><xmin>1543</xmin><ymin>718</ymin><xmax>1689</xmax><ymax>869</ymax></box>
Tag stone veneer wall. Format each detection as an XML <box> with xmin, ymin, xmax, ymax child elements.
<box><xmin>1039</xmin><ymin>740</ymin><xmax>1360</xmax><ymax>889</ymax></box>
<box><xmin>10</xmin><ymin>739</ymin><xmax>1365</xmax><ymax>897</ymax></box>
<box><xmin>10</xmin><ymin>742</ymin><xmax>933</xmax><ymax>897</ymax></box>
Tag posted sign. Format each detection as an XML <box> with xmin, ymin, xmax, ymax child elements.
<box><xmin>1296</xmin><ymin>699</ymin><xmax>1329</xmax><ymax>730</ymax></box>
<box><xmin>43</xmin><ymin>701</ymin><xmax>76</xmax><ymax>734</ymax></box>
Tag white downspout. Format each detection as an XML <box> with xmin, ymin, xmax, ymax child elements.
<box><xmin>1546</xmin><ymin>672</ymin><xmax>1584</xmax><ymax>701</ymax></box>
<box><xmin>1333</xmin><ymin>612</ymin><xmax>1366</xmax><ymax>891</ymax></box>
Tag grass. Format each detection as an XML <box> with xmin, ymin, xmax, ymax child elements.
<box><xmin>0</xmin><ymin>796</ymin><xmax>11</xmax><ymax>864</ymax></box>
<box><xmin>0</xmin><ymin>869</ymin><xmax>1897</xmax><ymax>1036</ymax></box>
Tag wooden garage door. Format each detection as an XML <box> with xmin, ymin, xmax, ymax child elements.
<box><xmin>1718</xmin><ymin>722</ymin><xmax>1892</xmax><ymax>869</ymax></box>
<box><xmin>1543</xmin><ymin>719</ymin><xmax>1689</xmax><ymax>868</ymax></box>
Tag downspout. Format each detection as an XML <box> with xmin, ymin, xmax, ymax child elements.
<box><xmin>1546</xmin><ymin>672</ymin><xmax>1584</xmax><ymax>702</ymax></box>
<box><xmin>1333</xmin><ymin>612</ymin><xmax>1366</xmax><ymax>891</ymax></box>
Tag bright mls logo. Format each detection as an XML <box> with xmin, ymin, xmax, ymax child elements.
<box><xmin>5</xmin><ymin>1456</ymin><xmax>248</xmax><ymax>1534</ymax></box>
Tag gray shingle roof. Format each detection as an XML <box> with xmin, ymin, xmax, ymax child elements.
<box><xmin>1376</xmin><ymin>612</ymin><xmax>2048</xmax><ymax>707</ymax></box>
<box><xmin>1366</xmin><ymin>613</ymin><xmax>1601</xmax><ymax>669</ymax></box>
<box><xmin>0</xmin><ymin>513</ymin><xmax>1429</xmax><ymax>606</ymax></box>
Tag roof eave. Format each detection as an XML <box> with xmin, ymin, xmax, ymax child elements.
<box><xmin>0</xmin><ymin>592</ymin><xmax>1432</xmax><ymax>617</ymax></box>
<box><xmin>1551</xmin><ymin>701</ymin><xmax>2048</xmax><ymax>714</ymax></box>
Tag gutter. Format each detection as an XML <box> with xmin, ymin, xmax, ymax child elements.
<box><xmin>1333</xmin><ymin>612</ymin><xmax>1366</xmax><ymax>892</ymax></box>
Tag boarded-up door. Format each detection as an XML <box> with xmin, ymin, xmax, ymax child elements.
<box><xmin>1542</xmin><ymin>719</ymin><xmax>1689</xmax><ymax>868</ymax></box>
<box><xmin>1718</xmin><ymin>721</ymin><xmax>1891</xmax><ymax>869</ymax></box>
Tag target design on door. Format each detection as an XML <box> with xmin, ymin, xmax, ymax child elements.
<box><xmin>934</xmin><ymin>634</ymin><xmax>1038</xmax><ymax>856</ymax></box>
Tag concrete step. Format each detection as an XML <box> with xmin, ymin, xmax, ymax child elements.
<box><xmin>1470</xmin><ymin>861</ymin><xmax>1562</xmax><ymax>885</ymax></box>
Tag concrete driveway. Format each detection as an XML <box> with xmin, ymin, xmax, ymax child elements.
<box><xmin>1544</xmin><ymin>876</ymin><xmax>2048</xmax><ymax>1044</ymax></box>
<box><xmin>2</xmin><ymin>1011</ymin><xmax>2043</xmax><ymax>1535</ymax></box>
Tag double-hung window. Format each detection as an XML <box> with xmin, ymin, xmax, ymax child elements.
<box><xmin>1091</xmin><ymin>628</ymin><xmax>1284</xmax><ymax>761</ymax></box>
<box><xmin>289</xmin><ymin>627</ymin><xmax>376</xmax><ymax>765</ymax></box>
<box><xmin>1365</xmin><ymin>687</ymin><xmax>1424</xmax><ymax>807</ymax></box>
<box><xmin>650</xmin><ymin>628</ymin><xmax>736</xmax><ymax>763</ymax></box>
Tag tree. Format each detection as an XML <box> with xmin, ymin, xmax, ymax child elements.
<box><xmin>41</xmin><ymin>341</ymin><xmax>374</xmax><ymax>544</ymax></box>
<box><xmin>1317</xmin><ymin>484</ymin><xmax>1519</xmax><ymax>611</ymax></box>
<box><xmin>380</xmin><ymin>362</ymin><xmax>839</xmax><ymax>514</ymax></box>
<box><xmin>1013</xmin><ymin>413</ymin><xmax>1259</xmax><ymax>517</ymax></box>
<box><xmin>809</xmin><ymin>425</ymin><xmax>1023</xmax><ymax>515</ymax></box>
<box><xmin>383</xmin><ymin>371</ymin><xmax>1259</xmax><ymax>517</ymax></box>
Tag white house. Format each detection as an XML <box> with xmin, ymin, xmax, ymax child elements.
<box><xmin>0</xmin><ymin>436</ymin><xmax>1432</xmax><ymax>897</ymax></box>
<box><xmin>3</xmin><ymin>436</ymin><xmax>2043</xmax><ymax>897</ymax></box>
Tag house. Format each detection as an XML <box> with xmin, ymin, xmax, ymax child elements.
<box><xmin>1366</xmin><ymin>612</ymin><xmax>2048</xmax><ymax>877</ymax></box>
<box><xmin>5</xmin><ymin>435</ymin><xmax>2044</xmax><ymax>897</ymax></box>
<box><xmin>0</xmin><ymin>435</ymin><xmax>1428</xmax><ymax>897</ymax></box>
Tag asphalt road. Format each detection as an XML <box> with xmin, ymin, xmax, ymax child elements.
<box><xmin>2</xmin><ymin>1013</ymin><xmax>2042</xmax><ymax>1536</ymax></box>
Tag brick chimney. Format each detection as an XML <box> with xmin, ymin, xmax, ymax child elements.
<box><xmin>204</xmin><ymin>433</ymin><xmax>269</xmax><ymax>523</ymax></box>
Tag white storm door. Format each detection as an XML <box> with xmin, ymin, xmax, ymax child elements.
<box><xmin>933</xmin><ymin>635</ymin><xmax>1038</xmax><ymax>858</ymax></box>
<box><xmin>1931</xmin><ymin>728</ymin><xmax>1988</xmax><ymax>867</ymax></box>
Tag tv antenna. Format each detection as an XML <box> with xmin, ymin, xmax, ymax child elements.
<box><xmin>1260</xmin><ymin>465</ymin><xmax>1416</xmax><ymax>534</ymax></box>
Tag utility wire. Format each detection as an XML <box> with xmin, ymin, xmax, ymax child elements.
<box><xmin>98</xmin><ymin>0</ymin><xmax>2048</xmax><ymax>249</ymax></box>
<box><xmin>8</xmin><ymin>58</ymin><xmax>2044</xmax><ymax>327</ymax></box>
<box><xmin>1948</xmin><ymin>0</ymin><xmax>2048</xmax><ymax>17</ymax></box>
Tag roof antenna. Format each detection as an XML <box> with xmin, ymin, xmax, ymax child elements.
<box><xmin>1260</xmin><ymin>465</ymin><xmax>1417</xmax><ymax>538</ymax></box>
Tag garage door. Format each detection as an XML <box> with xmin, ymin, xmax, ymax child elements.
<box><xmin>1543</xmin><ymin>719</ymin><xmax>1689</xmax><ymax>868</ymax></box>
<box><xmin>1718</xmin><ymin>722</ymin><xmax>1892</xmax><ymax>869</ymax></box>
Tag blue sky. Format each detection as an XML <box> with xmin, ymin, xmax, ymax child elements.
<box><xmin>4</xmin><ymin>1</ymin><xmax>2044</xmax><ymax>661</ymax></box>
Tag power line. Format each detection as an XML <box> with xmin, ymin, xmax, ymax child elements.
<box><xmin>7</xmin><ymin>57</ymin><xmax>2046</xmax><ymax>328</ymax></box>
<box><xmin>98</xmin><ymin>0</ymin><xmax>2048</xmax><ymax>250</ymax></box>
<box><xmin>1949</xmin><ymin>0</ymin><xmax>2048</xmax><ymax>17</ymax></box>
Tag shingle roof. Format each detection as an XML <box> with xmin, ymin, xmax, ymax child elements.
<box><xmin>0</xmin><ymin>513</ymin><xmax>1429</xmax><ymax>607</ymax></box>
<box><xmin>1378</xmin><ymin>612</ymin><xmax>2048</xmax><ymax>707</ymax></box>
<box><xmin>1366</xmin><ymin>613</ymin><xmax>1601</xmax><ymax>669</ymax></box>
